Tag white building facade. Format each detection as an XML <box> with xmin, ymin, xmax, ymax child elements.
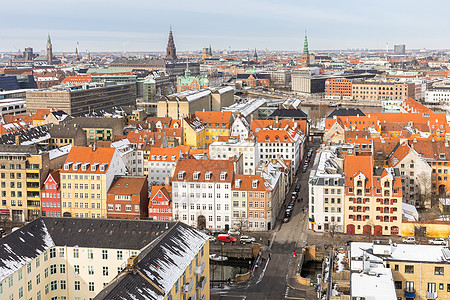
<box><xmin>209</xmin><ymin>138</ymin><xmax>259</xmax><ymax>175</ymax></box>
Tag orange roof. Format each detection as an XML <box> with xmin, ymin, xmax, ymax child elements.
<box><xmin>61</xmin><ymin>75</ymin><xmax>92</xmax><ymax>85</ymax></box>
<box><xmin>251</xmin><ymin>119</ymin><xmax>307</xmax><ymax>134</ymax></box>
<box><xmin>255</xmin><ymin>128</ymin><xmax>300</xmax><ymax>143</ymax></box>
<box><xmin>148</xmin><ymin>147</ymin><xmax>182</xmax><ymax>162</ymax></box>
<box><xmin>195</xmin><ymin>111</ymin><xmax>233</xmax><ymax>128</ymax></box>
<box><xmin>345</xmin><ymin>155</ymin><xmax>373</xmax><ymax>187</ymax></box>
<box><xmin>232</xmin><ymin>174</ymin><xmax>271</xmax><ymax>191</ymax></box>
<box><xmin>126</xmin><ymin>132</ymin><xmax>165</xmax><ymax>148</ymax></box>
<box><xmin>63</xmin><ymin>147</ymin><xmax>116</xmax><ymax>174</ymax></box>
<box><xmin>387</xmin><ymin>143</ymin><xmax>410</xmax><ymax>167</ymax></box>
<box><xmin>149</xmin><ymin>185</ymin><xmax>172</xmax><ymax>204</ymax></box>
<box><xmin>173</xmin><ymin>159</ymin><xmax>233</xmax><ymax>182</ymax></box>
<box><xmin>32</xmin><ymin>109</ymin><xmax>51</xmax><ymax>121</ymax></box>
<box><xmin>108</xmin><ymin>176</ymin><xmax>147</xmax><ymax>195</ymax></box>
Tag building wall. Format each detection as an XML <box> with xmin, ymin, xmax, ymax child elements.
<box><xmin>231</xmin><ymin>191</ymin><xmax>247</xmax><ymax>230</ymax></box>
<box><xmin>325</xmin><ymin>78</ymin><xmax>353</xmax><ymax>100</ymax></box>
<box><xmin>41</xmin><ymin>175</ymin><xmax>61</xmax><ymax>217</ymax></box>
<box><xmin>211</xmin><ymin>89</ymin><xmax>234</xmax><ymax>111</ymax></box>
<box><xmin>401</xmin><ymin>220</ymin><xmax>450</xmax><ymax>238</ymax></box>
<box><xmin>388</xmin><ymin>260</ymin><xmax>450</xmax><ymax>300</ymax></box>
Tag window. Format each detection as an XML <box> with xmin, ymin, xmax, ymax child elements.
<box><xmin>27</xmin><ymin>263</ymin><xmax>31</xmax><ymax>274</ymax></box>
<box><xmin>60</xmin><ymin>280</ymin><xmax>66</xmax><ymax>290</ymax></box>
<box><xmin>36</xmin><ymin>274</ymin><xmax>40</xmax><ymax>285</ymax></box>
<box><xmin>435</xmin><ymin>267</ymin><xmax>444</xmax><ymax>275</ymax></box>
<box><xmin>394</xmin><ymin>264</ymin><xmax>399</xmax><ymax>271</ymax></box>
<box><xmin>405</xmin><ymin>265</ymin><xmax>414</xmax><ymax>274</ymax></box>
<box><xmin>50</xmin><ymin>280</ymin><xmax>57</xmax><ymax>291</ymax></box>
<box><xmin>428</xmin><ymin>282</ymin><xmax>436</xmax><ymax>293</ymax></box>
<box><xmin>27</xmin><ymin>280</ymin><xmax>32</xmax><ymax>292</ymax></box>
<box><xmin>50</xmin><ymin>264</ymin><xmax>57</xmax><ymax>275</ymax></box>
<box><xmin>394</xmin><ymin>281</ymin><xmax>402</xmax><ymax>289</ymax></box>
<box><xmin>102</xmin><ymin>250</ymin><xmax>108</xmax><ymax>260</ymax></box>
<box><xmin>88</xmin><ymin>266</ymin><xmax>94</xmax><ymax>275</ymax></box>
<box><xmin>73</xmin><ymin>248</ymin><xmax>79</xmax><ymax>258</ymax></box>
<box><xmin>59</xmin><ymin>247</ymin><xmax>64</xmax><ymax>258</ymax></box>
<box><xmin>117</xmin><ymin>250</ymin><xmax>123</xmax><ymax>260</ymax></box>
<box><xmin>89</xmin><ymin>282</ymin><xmax>95</xmax><ymax>292</ymax></box>
<box><xmin>74</xmin><ymin>281</ymin><xmax>80</xmax><ymax>291</ymax></box>
<box><xmin>60</xmin><ymin>264</ymin><xmax>66</xmax><ymax>274</ymax></box>
<box><xmin>103</xmin><ymin>266</ymin><xmax>109</xmax><ymax>276</ymax></box>
<box><xmin>87</xmin><ymin>249</ymin><xmax>93</xmax><ymax>259</ymax></box>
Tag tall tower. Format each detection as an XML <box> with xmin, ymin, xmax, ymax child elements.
<box><xmin>46</xmin><ymin>34</ymin><xmax>53</xmax><ymax>65</ymax></box>
<box><xmin>302</xmin><ymin>31</ymin><xmax>310</xmax><ymax>67</ymax></box>
<box><xmin>166</xmin><ymin>27</ymin><xmax>177</xmax><ymax>60</ymax></box>
<box><xmin>75</xmin><ymin>42</ymin><xmax>80</xmax><ymax>61</ymax></box>
<box><xmin>253</xmin><ymin>48</ymin><xmax>258</xmax><ymax>62</ymax></box>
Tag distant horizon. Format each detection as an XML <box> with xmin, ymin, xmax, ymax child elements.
<box><xmin>2</xmin><ymin>0</ymin><xmax>450</xmax><ymax>52</ymax></box>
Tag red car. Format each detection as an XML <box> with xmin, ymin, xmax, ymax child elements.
<box><xmin>217</xmin><ymin>234</ymin><xmax>237</xmax><ymax>243</ymax></box>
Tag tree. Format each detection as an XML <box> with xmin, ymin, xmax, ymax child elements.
<box><xmin>416</xmin><ymin>172</ymin><xmax>432</xmax><ymax>210</ymax></box>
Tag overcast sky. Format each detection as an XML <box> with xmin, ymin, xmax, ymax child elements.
<box><xmin>1</xmin><ymin>0</ymin><xmax>449</xmax><ymax>53</ymax></box>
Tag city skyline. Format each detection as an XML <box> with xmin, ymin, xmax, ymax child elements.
<box><xmin>2</xmin><ymin>0</ymin><xmax>450</xmax><ymax>52</ymax></box>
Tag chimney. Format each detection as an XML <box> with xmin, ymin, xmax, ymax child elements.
<box><xmin>92</xmin><ymin>143</ymin><xmax>97</xmax><ymax>151</ymax></box>
<box><xmin>250</xmin><ymin>114</ymin><xmax>254</xmax><ymax>123</ymax></box>
<box><xmin>275</xmin><ymin>116</ymin><xmax>279</xmax><ymax>124</ymax></box>
<box><xmin>15</xmin><ymin>135</ymin><xmax>20</xmax><ymax>145</ymax></box>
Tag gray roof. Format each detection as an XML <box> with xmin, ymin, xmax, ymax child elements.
<box><xmin>0</xmin><ymin>144</ymin><xmax>39</xmax><ymax>155</ymax></box>
<box><xmin>68</xmin><ymin>117</ymin><xmax>123</xmax><ymax>129</ymax></box>
<box><xmin>95</xmin><ymin>222</ymin><xmax>208</xmax><ymax>300</ymax></box>
<box><xmin>0</xmin><ymin>125</ymin><xmax>50</xmax><ymax>146</ymax></box>
<box><xmin>48</xmin><ymin>124</ymin><xmax>80</xmax><ymax>138</ymax></box>
<box><xmin>327</xmin><ymin>108</ymin><xmax>366</xmax><ymax>119</ymax></box>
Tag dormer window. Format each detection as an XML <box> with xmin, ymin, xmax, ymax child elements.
<box><xmin>252</xmin><ymin>179</ymin><xmax>258</xmax><ymax>188</ymax></box>
<box><xmin>220</xmin><ymin>172</ymin><xmax>227</xmax><ymax>181</ymax></box>
<box><xmin>439</xmin><ymin>153</ymin><xmax>446</xmax><ymax>160</ymax></box>
<box><xmin>284</xmin><ymin>136</ymin><xmax>288</xmax><ymax>141</ymax></box>
<box><xmin>81</xmin><ymin>163</ymin><xmax>89</xmax><ymax>171</ymax></box>
<box><xmin>99</xmin><ymin>163</ymin><xmax>108</xmax><ymax>172</ymax></box>
<box><xmin>235</xmin><ymin>179</ymin><xmax>241</xmax><ymax>188</ymax></box>
<box><xmin>73</xmin><ymin>162</ymin><xmax>81</xmax><ymax>171</ymax></box>
<box><xmin>265</xmin><ymin>135</ymin><xmax>269</xmax><ymax>141</ymax></box>
<box><xmin>162</xmin><ymin>155</ymin><xmax>167</xmax><ymax>160</ymax></box>
<box><xmin>193</xmin><ymin>171</ymin><xmax>200</xmax><ymax>180</ymax></box>
<box><xmin>275</xmin><ymin>136</ymin><xmax>279</xmax><ymax>141</ymax></box>
<box><xmin>91</xmin><ymin>163</ymin><xmax>99</xmax><ymax>171</ymax></box>
<box><xmin>178</xmin><ymin>171</ymin><xmax>186</xmax><ymax>180</ymax></box>
<box><xmin>64</xmin><ymin>162</ymin><xmax>72</xmax><ymax>171</ymax></box>
<box><xmin>151</xmin><ymin>155</ymin><xmax>156</xmax><ymax>160</ymax></box>
<box><xmin>172</xmin><ymin>155</ymin><xmax>177</xmax><ymax>160</ymax></box>
<box><xmin>156</xmin><ymin>155</ymin><xmax>161</xmax><ymax>160</ymax></box>
<box><xmin>205</xmin><ymin>171</ymin><xmax>212</xmax><ymax>180</ymax></box>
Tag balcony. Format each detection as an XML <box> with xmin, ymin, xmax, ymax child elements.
<box><xmin>196</xmin><ymin>276</ymin><xmax>206</xmax><ymax>290</ymax></box>
<box><xmin>404</xmin><ymin>289</ymin><xmax>415</xmax><ymax>298</ymax></box>
<box><xmin>426</xmin><ymin>291</ymin><xmax>438</xmax><ymax>299</ymax></box>
<box><xmin>195</xmin><ymin>262</ymin><xmax>205</xmax><ymax>275</ymax></box>
<box><xmin>182</xmin><ymin>278</ymin><xmax>193</xmax><ymax>294</ymax></box>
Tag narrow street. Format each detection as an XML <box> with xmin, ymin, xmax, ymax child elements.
<box><xmin>211</xmin><ymin>145</ymin><xmax>317</xmax><ymax>300</ymax></box>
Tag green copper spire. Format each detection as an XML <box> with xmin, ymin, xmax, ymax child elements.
<box><xmin>303</xmin><ymin>31</ymin><xmax>309</xmax><ymax>55</ymax></box>
<box><xmin>47</xmin><ymin>34</ymin><xmax>52</xmax><ymax>46</ymax></box>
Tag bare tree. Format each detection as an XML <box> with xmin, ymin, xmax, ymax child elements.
<box><xmin>416</xmin><ymin>172</ymin><xmax>432</xmax><ymax>210</ymax></box>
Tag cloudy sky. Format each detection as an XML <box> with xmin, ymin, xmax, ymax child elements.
<box><xmin>1</xmin><ymin>0</ymin><xmax>449</xmax><ymax>52</ymax></box>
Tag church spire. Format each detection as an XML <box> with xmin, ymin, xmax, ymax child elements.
<box><xmin>166</xmin><ymin>27</ymin><xmax>177</xmax><ymax>60</ymax></box>
<box><xmin>46</xmin><ymin>34</ymin><xmax>53</xmax><ymax>65</ymax></box>
<box><xmin>303</xmin><ymin>31</ymin><xmax>309</xmax><ymax>55</ymax></box>
<box><xmin>47</xmin><ymin>34</ymin><xmax>52</xmax><ymax>47</ymax></box>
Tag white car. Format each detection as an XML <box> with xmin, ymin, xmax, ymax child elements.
<box><xmin>209</xmin><ymin>254</ymin><xmax>228</xmax><ymax>262</ymax></box>
<box><xmin>208</xmin><ymin>236</ymin><xmax>216</xmax><ymax>242</ymax></box>
<box><xmin>428</xmin><ymin>238</ymin><xmax>447</xmax><ymax>245</ymax></box>
<box><xmin>402</xmin><ymin>237</ymin><xmax>416</xmax><ymax>244</ymax></box>
<box><xmin>240</xmin><ymin>236</ymin><xmax>256</xmax><ymax>244</ymax></box>
<box><xmin>228</xmin><ymin>229</ymin><xmax>240</xmax><ymax>236</ymax></box>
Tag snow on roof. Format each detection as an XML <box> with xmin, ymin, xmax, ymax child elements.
<box><xmin>215</xmin><ymin>86</ymin><xmax>234</xmax><ymax>94</ymax></box>
<box><xmin>351</xmin><ymin>265</ymin><xmax>397</xmax><ymax>300</ymax></box>
<box><xmin>48</xmin><ymin>144</ymin><xmax>72</xmax><ymax>160</ymax></box>
<box><xmin>223</xmin><ymin>98</ymin><xmax>267</xmax><ymax>117</ymax></box>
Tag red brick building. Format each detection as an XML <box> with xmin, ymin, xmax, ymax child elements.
<box><xmin>107</xmin><ymin>176</ymin><xmax>148</xmax><ymax>219</ymax></box>
<box><xmin>325</xmin><ymin>78</ymin><xmax>353</xmax><ymax>100</ymax></box>
<box><xmin>148</xmin><ymin>185</ymin><xmax>173</xmax><ymax>221</ymax></box>
<box><xmin>41</xmin><ymin>170</ymin><xmax>61</xmax><ymax>217</ymax></box>
<box><xmin>236</xmin><ymin>73</ymin><xmax>270</xmax><ymax>87</ymax></box>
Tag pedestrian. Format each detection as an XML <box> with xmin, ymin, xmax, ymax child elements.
<box><xmin>267</xmin><ymin>240</ymin><xmax>270</xmax><ymax>246</ymax></box>
<box><xmin>293</xmin><ymin>251</ymin><xmax>296</xmax><ymax>257</ymax></box>
<box><xmin>269</xmin><ymin>253</ymin><xmax>271</xmax><ymax>259</ymax></box>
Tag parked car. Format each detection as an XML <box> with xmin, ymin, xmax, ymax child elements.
<box><xmin>209</xmin><ymin>254</ymin><xmax>228</xmax><ymax>261</ymax></box>
<box><xmin>295</xmin><ymin>184</ymin><xmax>301</xmax><ymax>192</ymax></box>
<box><xmin>228</xmin><ymin>228</ymin><xmax>241</xmax><ymax>236</ymax></box>
<box><xmin>211</xmin><ymin>230</ymin><xmax>226</xmax><ymax>236</ymax></box>
<box><xmin>217</xmin><ymin>234</ymin><xmax>237</xmax><ymax>243</ymax></box>
<box><xmin>428</xmin><ymin>238</ymin><xmax>447</xmax><ymax>245</ymax></box>
<box><xmin>402</xmin><ymin>237</ymin><xmax>416</xmax><ymax>244</ymax></box>
<box><xmin>283</xmin><ymin>217</ymin><xmax>290</xmax><ymax>223</ymax></box>
<box><xmin>240</xmin><ymin>236</ymin><xmax>256</xmax><ymax>244</ymax></box>
<box><xmin>208</xmin><ymin>236</ymin><xmax>217</xmax><ymax>242</ymax></box>
<box><xmin>292</xmin><ymin>191</ymin><xmax>298</xmax><ymax>198</ymax></box>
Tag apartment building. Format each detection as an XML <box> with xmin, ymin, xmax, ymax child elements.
<box><xmin>106</xmin><ymin>176</ymin><xmax>148</xmax><ymax>219</ymax></box>
<box><xmin>68</xmin><ymin>117</ymin><xmax>124</xmax><ymax>144</ymax></box>
<box><xmin>0</xmin><ymin>145</ymin><xmax>50</xmax><ymax>222</ymax></box>
<box><xmin>230</xmin><ymin>115</ymin><xmax>251</xmax><ymax>141</ymax></box>
<box><xmin>148</xmin><ymin>185</ymin><xmax>173</xmax><ymax>221</ymax></box>
<box><xmin>344</xmin><ymin>155</ymin><xmax>403</xmax><ymax>236</ymax></box>
<box><xmin>182</xmin><ymin>114</ymin><xmax>206</xmax><ymax>148</ymax></box>
<box><xmin>350</xmin><ymin>240</ymin><xmax>450</xmax><ymax>300</ymax></box>
<box><xmin>41</xmin><ymin>170</ymin><xmax>61</xmax><ymax>217</ymax></box>
<box><xmin>308</xmin><ymin>147</ymin><xmax>345</xmax><ymax>233</ymax></box>
<box><xmin>386</xmin><ymin>142</ymin><xmax>432</xmax><ymax>208</ymax></box>
<box><xmin>0</xmin><ymin>218</ymin><xmax>209</xmax><ymax>300</ymax></box>
<box><xmin>425</xmin><ymin>86</ymin><xmax>450</xmax><ymax>104</ymax></box>
<box><xmin>148</xmin><ymin>147</ymin><xmax>183</xmax><ymax>185</ymax></box>
<box><xmin>209</xmin><ymin>137</ymin><xmax>259</xmax><ymax>175</ymax></box>
<box><xmin>352</xmin><ymin>81</ymin><xmax>415</xmax><ymax>102</ymax></box>
<box><xmin>232</xmin><ymin>174</ymin><xmax>279</xmax><ymax>231</ymax></box>
<box><xmin>60</xmin><ymin>146</ymin><xmax>126</xmax><ymax>218</ymax></box>
<box><xmin>47</xmin><ymin>124</ymin><xmax>87</xmax><ymax>149</ymax></box>
<box><xmin>195</xmin><ymin>111</ymin><xmax>233</xmax><ymax>145</ymax></box>
<box><xmin>172</xmin><ymin>159</ymin><xmax>234</xmax><ymax>230</ymax></box>
<box><xmin>109</xmin><ymin>138</ymin><xmax>141</xmax><ymax>175</ymax></box>
<box><xmin>255</xmin><ymin>127</ymin><xmax>304</xmax><ymax>172</ymax></box>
